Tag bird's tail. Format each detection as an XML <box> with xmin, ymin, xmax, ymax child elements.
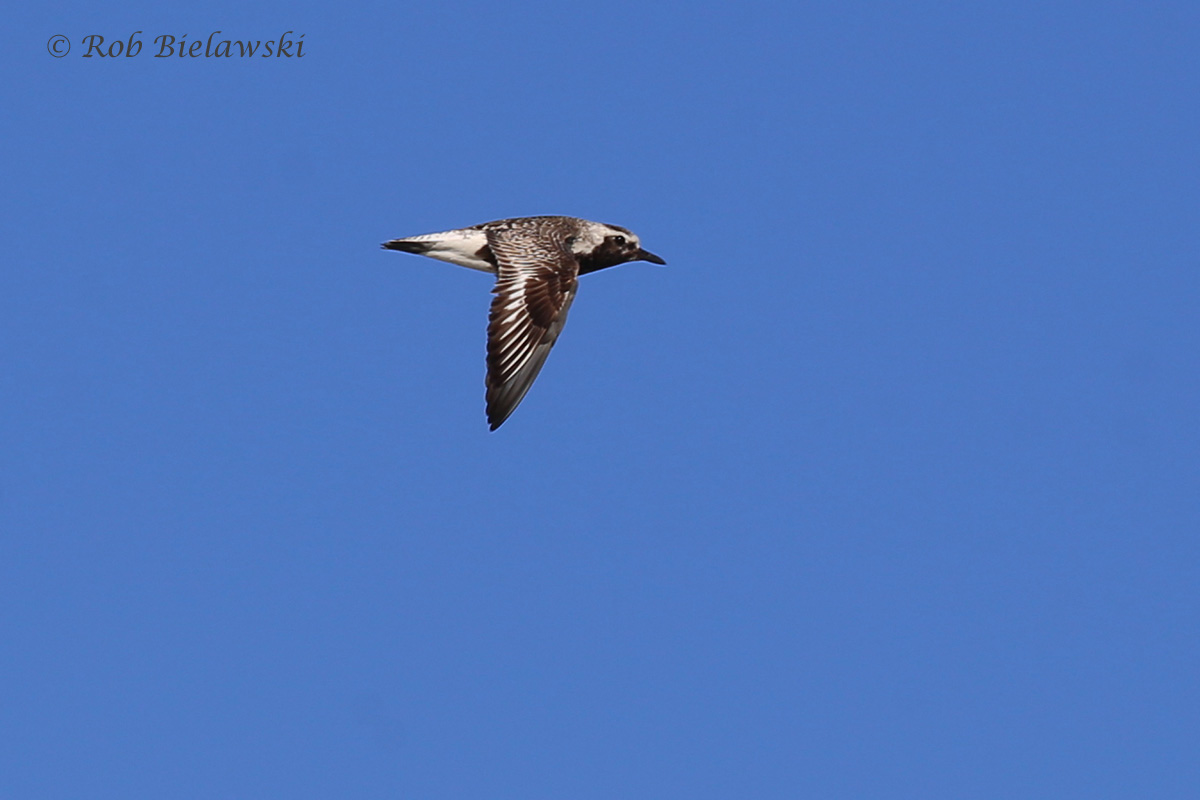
<box><xmin>381</xmin><ymin>239</ymin><xmax>433</xmax><ymax>254</ymax></box>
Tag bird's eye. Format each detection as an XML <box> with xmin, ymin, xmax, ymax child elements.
<box><xmin>612</xmin><ymin>235</ymin><xmax>626</xmax><ymax>246</ymax></box>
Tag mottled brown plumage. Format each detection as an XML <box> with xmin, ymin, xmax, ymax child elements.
<box><xmin>382</xmin><ymin>216</ymin><xmax>665</xmax><ymax>430</ymax></box>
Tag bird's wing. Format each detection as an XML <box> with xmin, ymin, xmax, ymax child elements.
<box><xmin>484</xmin><ymin>221</ymin><xmax>580</xmax><ymax>430</ymax></box>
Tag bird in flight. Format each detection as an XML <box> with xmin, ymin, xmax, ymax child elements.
<box><xmin>382</xmin><ymin>216</ymin><xmax>666</xmax><ymax>430</ymax></box>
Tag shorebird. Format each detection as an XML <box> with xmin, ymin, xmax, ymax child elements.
<box><xmin>382</xmin><ymin>216</ymin><xmax>665</xmax><ymax>430</ymax></box>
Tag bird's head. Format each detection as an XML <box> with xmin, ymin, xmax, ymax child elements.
<box><xmin>571</xmin><ymin>222</ymin><xmax>666</xmax><ymax>274</ymax></box>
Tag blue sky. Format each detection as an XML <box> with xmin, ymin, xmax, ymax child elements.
<box><xmin>4</xmin><ymin>1</ymin><xmax>1198</xmax><ymax>797</ymax></box>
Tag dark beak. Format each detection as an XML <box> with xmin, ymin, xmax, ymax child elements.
<box><xmin>636</xmin><ymin>248</ymin><xmax>667</xmax><ymax>265</ymax></box>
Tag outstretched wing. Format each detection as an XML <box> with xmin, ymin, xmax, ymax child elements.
<box><xmin>484</xmin><ymin>221</ymin><xmax>580</xmax><ymax>430</ymax></box>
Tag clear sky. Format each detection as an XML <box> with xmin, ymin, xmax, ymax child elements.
<box><xmin>4</xmin><ymin>1</ymin><xmax>1199</xmax><ymax>797</ymax></box>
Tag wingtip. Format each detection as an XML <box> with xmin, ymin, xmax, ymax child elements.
<box><xmin>486</xmin><ymin>407</ymin><xmax>510</xmax><ymax>431</ymax></box>
<box><xmin>486</xmin><ymin>392</ymin><xmax>522</xmax><ymax>431</ymax></box>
